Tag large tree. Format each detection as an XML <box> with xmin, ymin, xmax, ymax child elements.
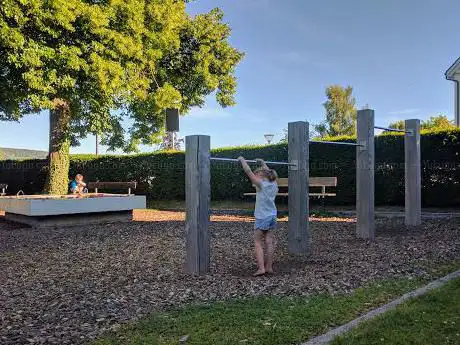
<box><xmin>0</xmin><ymin>0</ymin><xmax>243</xmax><ymax>194</ymax></box>
<box><xmin>388</xmin><ymin>115</ymin><xmax>455</xmax><ymax>131</ymax></box>
<box><xmin>315</xmin><ymin>85</ymin><xmax>357</xmax><ymax>138</ymax></box>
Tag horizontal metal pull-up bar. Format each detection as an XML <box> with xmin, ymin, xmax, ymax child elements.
<box><xmin>310</xmin><ymin>140</ymin><xmax>365</xmax><ymax>147</ymax></box>
<box><xmin>210</xmin><ymin>157</ymin><xmax>297</xmax><ymax>167</ymax></box>
<box><xmin>374</xmin><ymin>126</ymin><xmax>409</xmax><ymax>133</ymax></box>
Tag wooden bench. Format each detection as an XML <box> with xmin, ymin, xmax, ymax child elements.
<box><xmin>244</xmin><ymin>177</ymin><xmax>337</xmax><ymax>198</ymax></box>
<box><xmin>0</xmin><ymin>183</ymin><xmax>7</xmax><ymax>196</ymax></box>
<box><xmin>87</xmin><ymin>181</ymin><xmax>137</xmax><ymax>195</ymax></box>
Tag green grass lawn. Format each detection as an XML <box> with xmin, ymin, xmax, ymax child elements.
<box><xmin>330</xmin><ymin>277</ymin><xmax>460</xmax><ymax>345</ymax></box>
<box><xmin>91</xmin><ymin>261</ymin><xmax>460</xmax><ymax>345</ymax></box>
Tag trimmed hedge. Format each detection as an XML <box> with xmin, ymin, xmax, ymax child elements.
<box><xmin>1</xmin><ymin>129</ymin><xmax>459</xmax><ymax>206</ymax></box>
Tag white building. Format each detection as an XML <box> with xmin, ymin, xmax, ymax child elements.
<box><xmin>445</xmin><ymin>57</ymin><xmax>460</xmax><ymax>127</ymax></box>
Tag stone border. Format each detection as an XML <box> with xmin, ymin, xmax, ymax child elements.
<box><xmin>302</xmin><ymin>269</ymin><xmax>460</xmax><ymax>345</ymax></box>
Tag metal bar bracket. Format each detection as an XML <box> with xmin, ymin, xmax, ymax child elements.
<box><xmin>358</xmin><ymin>140</ymin><xmax>368</xmax><ymax>151</ymax></box>
<box><xmin>289</xmin><ymin>159</ymin><xmax>299</xmax><ymax>171</ymax></box>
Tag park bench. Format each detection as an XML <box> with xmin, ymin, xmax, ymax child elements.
<box><xmin>244</xmin><ymin>177</ymin><xmax>337</xmax><ymax>198</ymax></box>
<box><xmin>0</xmin><ymin>183</ymin><xmax>7</xmax><ymax>196</ymax></box>
<box><xmin>87</xmin><ymin>181</ymin><xmax>137</xmax><ymax>195</ymax></box>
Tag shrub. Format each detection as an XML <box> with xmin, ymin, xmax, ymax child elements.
<box><xmin>1</xmin><ymin>129</ymin><xmax>459</xmax><ymax>206</ymax></box>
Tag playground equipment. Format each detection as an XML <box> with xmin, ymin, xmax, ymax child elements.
<box><xmin>184</xmin><ymin>109</ymin><xmax>421</xmax><ymax>274</ymax></box>
<box><xmin>210</xmin><ymin>157</ymin><xmax>296</xmax><ymax>166</ymax></box>
<box><xmin>0</xmin><ymin>193</ymin><xmax>146</xmax><ymax>227</ymax></box>
<box><xmin>374</xmin><ymin>126</ymin><xmax>410</xmax><ymax>133</ymax></box>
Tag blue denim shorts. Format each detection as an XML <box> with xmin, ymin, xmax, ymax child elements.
<box><xmin>254</xmin><ymin>216</ymin><xmax>277</xmax><ymax>231</ymax></box>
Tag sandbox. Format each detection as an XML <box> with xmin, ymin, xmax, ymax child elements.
<box><xmin>0</xmin><ymin>193</ymin><xmax>146</xmax><ymax>227</ymax></box>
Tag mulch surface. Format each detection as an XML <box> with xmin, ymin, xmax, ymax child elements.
<box><xmin>0</xmin><ymin>210</ymin><xmax>459</xmax><ymax>345</ymax></box>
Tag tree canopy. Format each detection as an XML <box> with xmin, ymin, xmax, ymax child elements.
<box><xmin>315</xmin><ymin>85</ymin><xmax>357</xmax><ymax>138</ymax></box>
<box><xmin>388</xmin><ymin>115</ymin><xmax>455</xmax><ymax>131</ymax></box>
<box><xmin>0</xmin><ymin>0</ymin><xmax>243</xmax><ymax>151</ymax></box>
<box><xmin>0</xmin><ymin>0</ymin><xmax>243</xmax><ymax>193</ymax></box>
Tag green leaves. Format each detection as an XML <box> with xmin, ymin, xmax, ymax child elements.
<box><xmin>0</xmin><ymin>0</ymin><xmax>243</xmax><ymax>151</ymax></box>
<box><xmin>154</xmin><ymin>83</ymin><xmax>183</xmax><ymax>110</ymax></box>
<box><xmin>389</xmin><ymin>115</ymin><xmax>456</xmax><ymax>132</ymax></box>
<box><xmin>316</xmin><ymin>85</ymin><xmax>357</xmax><ymax>138</ymax></box>
<box><xmin>387</xmin><ymin>120</ymin><xmax>405</xmax><ymax>130</ymax></box>
<box><xmin>2</xmin><ymin>129</ymin><xmax>460</xmax><ymax>205</ymax></box>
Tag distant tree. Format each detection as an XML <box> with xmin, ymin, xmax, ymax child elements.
<box><xmin>279</xmin><ymin>123</ymin><xmax>322</xmax><ymax>143</ymax></box>
<box><xmin>314</xmin><ymin>122</ymin><xmax>328</xmax><ymax>138</ymax></box>
<box><xmin>387</xmin><ymin>120</ymin><xmax>405</xmax><ymax>130</ymax></box>
<box><xmin>421</xmin><ymin>115</ymin><xmax>455</xmax><ymax>130</ymax></box>
<box><xmin>160</xmin><ymin>132</ymin><xmax>184</xmax><ymax>151</ymax></box>
<box><xmin>388</xmin><ymin>115</ymin><xmax>454</xmax><ymax>132</ymax></box>
<box><xmin>0</xmin><ymin>2</ymin><xmax>243</xmax><ymax>194</ymax></box>
<box><xmin>314</xmin><ymin>85</ymin><xmax>357</xmax><ymax>138</ymax></box>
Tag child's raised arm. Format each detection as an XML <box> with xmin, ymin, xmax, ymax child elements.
<box><xmin>238</xmin><ymin>156</ymin><xmax>262</xmax><ymax>187</ymax></box>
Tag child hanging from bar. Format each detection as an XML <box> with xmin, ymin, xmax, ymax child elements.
<box><xmin>238</xmin><ymin>156</ymin><xmax>279</xmax><ymax>276</ymax></box>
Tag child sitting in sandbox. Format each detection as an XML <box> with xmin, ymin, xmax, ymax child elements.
<box><xmin>238</xmin><ymin>157</ymin><xmax>279</xmax><ymax>276</ymax></box>
<box><xmin>69</xmin><ymin>174</ymin><xmax>87</xmax><ymax>194</ymax></box>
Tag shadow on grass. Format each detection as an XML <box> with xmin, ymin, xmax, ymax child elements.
<box><xmin>331</xmin><ymin>277</ymin><xmax>460</xmax><ymax>345</ymax></box>
<box><xmin>91</xmin><ymin>262</ymin><xmax>460</xmax><ymax>345</ymax></box>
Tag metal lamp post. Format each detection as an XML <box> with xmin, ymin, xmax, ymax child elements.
<box><xmin>264</xmin><ymin>133</ymin><xmax>275</xmax><ymax>144</ymax></box>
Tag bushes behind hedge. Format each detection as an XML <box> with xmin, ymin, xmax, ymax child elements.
<box><xmin>0</xmin><ymin>129</ymin><xmax>459</xmax><ymax>206</ymax></box>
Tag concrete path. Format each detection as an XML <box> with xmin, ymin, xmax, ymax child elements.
<box><xmin>302</xmin><ymin>269</ymin><xmax>460</xmax><ymax>345</ymax></box>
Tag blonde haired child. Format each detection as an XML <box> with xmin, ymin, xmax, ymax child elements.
<box><xmin>69</xmin><ymin>174</ymin><xmax>87</xmax><ymax>194</ymax></box>
<box><xmin>238</xmin><ymin>157</ymin><xmax>278</xmax><ymax>276</ymax></box>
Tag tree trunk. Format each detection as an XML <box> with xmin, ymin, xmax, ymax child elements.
<box><xmin>44</xmin><ymin>100</ymin><xmax>71</xmax><ymax>195</ymax></box>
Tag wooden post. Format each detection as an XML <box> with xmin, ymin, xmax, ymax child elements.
<box><xmin>356</xmin><ymin>109</ymin><xmax>375</xmax><ymax>239</ymax></box>
<box><xmin>405</xmin><ymin>119</ymin><xmax>421</xmax><ymax>226</ymax></box>
<box><xmin>185</xmin><ymin>135</ymin><xmax>211</xmax><ymax>274</ymax></box>
<box><xmin>288</xmin><ymin>121</ymin><xmax>310</xmax><ymax>255</ymax></box>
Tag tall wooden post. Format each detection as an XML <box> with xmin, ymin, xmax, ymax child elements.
<box><xmin>185</xmin><ymin>135</ymin><xmax>211</xmax><ymax>274</ymax></box>
<box><xmin>356</xmin><ymin>109</ymin><xmax>375</xmax><ymax>239</ymax></box>
<box><xmin>405</xmin><ymin>119</ymin><xmax>421</xmax><ymax>226</ymax></box>
<box><xmin>288</xmin><ymin>121</ymin><xmax>310</xmax><ymax>254</ymax></box>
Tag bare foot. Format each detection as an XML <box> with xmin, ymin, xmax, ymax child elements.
<box><xmin>265</xmin><ymin>269</ymin><xmax>274</xmax><ymax>275</ymax></box>
<box><xmin>253</xmin><ymin>269</ymin><xmax>266</xmax><ymax>277</ymax></box>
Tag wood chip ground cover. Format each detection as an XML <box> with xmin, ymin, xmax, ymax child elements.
<box><xmin>0</xmin><ymin>210</ymin><xmax>459</xmax><ymax>344</ymax></box>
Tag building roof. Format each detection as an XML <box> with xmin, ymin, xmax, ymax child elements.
<box><xmin>446</xmin><ymin>57</ymin><xmax>460</xmax><ymax>79</ymax></box>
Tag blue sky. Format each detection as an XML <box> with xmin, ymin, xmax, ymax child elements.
<box><xmin>2</xmin><ymin>0</ymin><xmax>459</xmax><ymax>153</ymax></box>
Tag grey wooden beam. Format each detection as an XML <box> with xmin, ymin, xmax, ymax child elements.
<box><xmin>288</xmin><ymin>121</ymin><xmax>310</xmax><ymax>254</ymax></box>
<box><xmin>185</xmin><ymin>135</ymin><xmax>211</xmax><ymax>274</ymax></box>
<box><xmin>356</xmin><ymin>109</ymin><xmax>375</xmax><ymax>239</ymax></box>
<box><xmin>405</xmin><ymin>119</ymin><xmax>422</xmax><ymax>226</ymax></box>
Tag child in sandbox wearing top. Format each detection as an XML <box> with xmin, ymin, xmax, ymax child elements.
<box><xmin>69</xmin><ymin>174</ymin><xmax>87</xmax><ymax>194</ymax></box>
<box><xmin>238</xmin><ymin>157</ymin><xmax>279</xmax><ymax>276</ymax></box>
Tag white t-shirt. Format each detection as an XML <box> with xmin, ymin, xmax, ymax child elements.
<box><xmin>254</xmin><ymin>180</ymin><xmax>278</xmax><ymax>219</ymax></box>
